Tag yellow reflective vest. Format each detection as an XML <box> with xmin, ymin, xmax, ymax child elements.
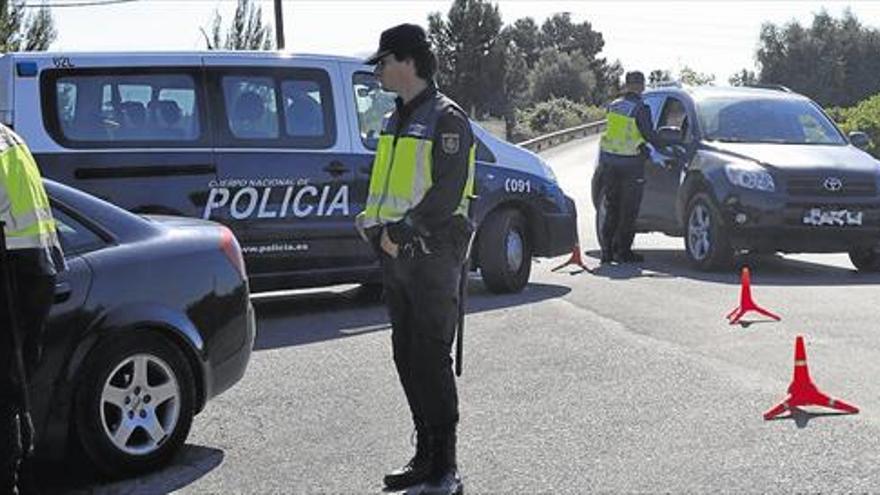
<box><xmin>0</xmin><ymin>125</ymin><xmax>62</xmax><ymax>254</ymax></box>
<box><xmin>600</xmin><ymin>96</ymin><xmax>647</xmax><ymax>157</ymax></box>
<box><xmin>360</xmin><ymin>91</ymin><xmax>475</xmax><ymax>230</ymax></box>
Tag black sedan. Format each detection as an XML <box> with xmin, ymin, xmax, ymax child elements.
<box><xmin>28</xmin><ymin>180</ymin><xmax>255</xmax><ymax>476</ymax></box>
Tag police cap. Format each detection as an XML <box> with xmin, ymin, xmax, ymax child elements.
<box><xmin>365</xmin><ymin>24</ymin><xmax>431</xmax><ymax>65</ymax></box>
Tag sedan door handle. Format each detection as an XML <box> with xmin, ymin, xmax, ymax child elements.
<box><xmin>323</xmin><ymin>161</ymin><xmax>350</xmax><ymax>176</ymax></box>
<box><xmin>54</xmin><ymin>282</ymin><xmax>71</xmax><ymax>304</ymax></box>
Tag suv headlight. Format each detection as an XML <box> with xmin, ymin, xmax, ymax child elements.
<box><xmin>724</xmin><ymin>163</ymin><xmax>775</xmax><ymax>192</ymax></box>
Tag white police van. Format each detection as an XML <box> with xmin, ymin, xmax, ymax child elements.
<box><xmin>0</xmin><ymin>52</ymin><xmax>577</xmax><ymax>293</ymax></box>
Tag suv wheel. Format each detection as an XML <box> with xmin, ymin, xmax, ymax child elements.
<box><xmin>478</xmin><ymin>209</ymin><xmax>531</xmax><ymax>293</ymax></box>
<box><xmin>684</xmin><ymin>193</ymin><xmax>734</xmax><ymax>270</ymax></box>
<box><xmin>849</xmin><ymin>246</ymin><xmax>880</xmax><ymax>272</ymax></box>
<box><xmin>75</xmin><ymin>332</ymin><xmax>196</xmax><ymax>477</ymax></box>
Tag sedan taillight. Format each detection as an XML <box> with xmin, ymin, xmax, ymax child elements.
<box><xmin>219</xmin><ymin>227</ymin><xmax>246</xmax><ymax>278</ymax></box>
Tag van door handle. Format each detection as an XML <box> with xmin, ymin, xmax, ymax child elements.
<box><xmin>54</xmin><ymin>282</ymin><xmax>72</xmax><ymax>304</ymax></box>
<box><xmin>323</xmin><ymin>161</ymin><xmax>350</xmax><ymax>176</ymax></box>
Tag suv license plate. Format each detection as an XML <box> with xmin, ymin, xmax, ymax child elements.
<box><xmin>802</xmin><ymin>208</ymin><xmax>863</xmax><ymax>226</ymax></box>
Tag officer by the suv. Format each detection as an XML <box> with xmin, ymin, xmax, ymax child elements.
<box><xmin>0</xmin><ymin>123</ymin><xmax>65</xmax><ymax>494</ymax></box>
<box><xmin>597</xmin><ymin>70</ymin><xmax>663</xmax><ymax>263</ymax></box>
<box><xmin>357</xmin><ymin>23</ymin><xmax>474</xmax><ymax>495</ymax></box>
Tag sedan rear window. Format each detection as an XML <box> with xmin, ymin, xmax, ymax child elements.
<box><xmin>697</xmin><ymin>97</ymin><xmax>845</xmax><ymax>145</ymax></box>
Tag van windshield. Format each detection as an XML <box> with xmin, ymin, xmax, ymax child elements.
<box><xmin>697</xmin><ymin>97</ymin><xmax>846</xmax><ymax>145</ymax></box>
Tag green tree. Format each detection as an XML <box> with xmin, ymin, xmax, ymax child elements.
<box><xmin>649</xmin><ymin>69</ymin><xmax>672</xmax><ymax>85</ymax></box>
<box><xmin>756</xmin><ymin>9</ymin><xmax>880</xmax><ymax>106</ymax></box>
<box><xmin>678</xmin><ymin>65</ymin><xmax>715</xmax><ymax>86</ymax></box>
<box><xmin>538</xmin><ymin>12</ymin><xmax>603</xmax><ymax>58</ymax></box>
<box><xmin>536</xmin><ymin>13</ymin><xmax>618</xmax><ymax>103</ymax></box>
<box><xmin>209</xmin><ymin>0</ymin><xmax>274</xmax><ymax>50</ymax></box>
<box><xmin>529</xmin><ymin>49</ymin><xmax>595</xmax><ymax>104</ymax></box>
<box><xmin>729</xmin><ymin>68</ymin><xmax>758</xmax><ymax>86</ymax></box>
<box><xmin>503</xmin><ymin>17</ymin><xmax>541</xmax><ymax>69</ymax></box>
<box><xmin>828</xmin><ymin>93</ymin><xmax>880</xmax><ymax>157</ymax></box>
<box><xmin>428</xmin><ymin>0</ymin><xmax>504</xmax><ymax>118</ymax></box>
<box><xmin>0</xmin><ymin>1</ymin><xmax>56</xmax><ymax>52</ymax></box>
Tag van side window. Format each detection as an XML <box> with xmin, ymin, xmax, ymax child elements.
<box><xmin>281</xmin><ymin>80</ymin><xmax>325</xmax><ymax>137</ymax></box>
<box><xmin>222</xmin><ymin>76</ymin><xmax>279</xmax><ymax>139</ymax></box>
<box><xmin>352</xmin><ymin>72</ymin><xmax>395</xmax><ymax>150</ymax></box>
<box><xmin>47</xmin><ymin>73</ymin><xmax>202</xmax><ymax>144</ymax></box>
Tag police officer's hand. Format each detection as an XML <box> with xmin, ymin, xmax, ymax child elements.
<box><xmin>381</xmin><ymin>228</ymin><xmax>399</xmax><ymax>258</ymax></box>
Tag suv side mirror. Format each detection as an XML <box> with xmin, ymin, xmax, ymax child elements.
<box><xmin>657</xmin><ymin>126</ymin><xmax>684</xmax><ymax>145</ymax></box>
<box><xmin>849</xmin><ymin>131</ymin><xmax>871</xmax><ymax>150</ymax></box>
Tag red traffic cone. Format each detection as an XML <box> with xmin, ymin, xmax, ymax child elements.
<box><xmin>552</xmin><ymin>243</ymin><xmax>592</xmax><ymax>273</ymax></box>
<box><xmin>726</xmin><ymin>266</ymin><xmax>780</xmax><ymax>325</ymax></box>
<box><xmin>763</xmin><ymin>335</ymin><xmax>859</xmax><ymax>420</ymax></box>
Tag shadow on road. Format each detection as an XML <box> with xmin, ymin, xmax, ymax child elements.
<box><xmin>767</xmin><ymin>407</ymin><xmax>857</xmax><ymax>429</ymax></box>
<box><xmin>253</xmin><ymin>279</ymin><xmax>571</xmax><ymax>351</ymax></box>
<box><xmin>583</xmin><ymin>249</ymin><xmax>880</xmax><ymax>286</ymax></box>
<box><xmin>36</xmin><ymin>444</ymin><xmax>223</xmax><ymax>494</ymax></box>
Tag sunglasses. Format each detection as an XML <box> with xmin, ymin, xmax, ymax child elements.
<box><xmin>375</xmin><ymin>54</ymin><xmax>396</xmax><ymax>70</ymax></box>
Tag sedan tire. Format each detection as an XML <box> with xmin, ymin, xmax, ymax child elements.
<box><xmin>75</xmin><ymin>332</ymin><xmax>196</xmax><ymax>477</ymax></box>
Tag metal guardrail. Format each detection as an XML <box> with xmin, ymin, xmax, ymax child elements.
<box><xmin>517</xmin><ymin>120</ymin><xmax>607</xmax><ymax>153</ymax></box>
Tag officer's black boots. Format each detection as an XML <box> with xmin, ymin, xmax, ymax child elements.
<box><xmin>615</xmin><ymin>250</ymin><xmax>644</xmax><ymax>263</ymax></box>
<box><xmin>384</xmin><ymin>427</ymin><xmax>434</xmax><ymax>490</ymax></box>
<box><xmin>420</xmin><ymin>426</ymin><xmax>463</xmax><ymax>495</ymax></box>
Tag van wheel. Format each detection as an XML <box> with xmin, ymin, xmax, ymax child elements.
<box><xmin>849</xmin><ymin>246</ymin><xmax>880</xmax><ymax>272</ymax></box>
<box><xmin>478</xmin><ymin>209</ymin><xmax>531</xmax><ymax>294</ymax></box>
<box><xmin>75</xmin><ymin>332</ymin><xmax>195</xmax><ymax>477</ymax></box>
<box><xmin>684</xmin><ymin>193</ymin><xmax>734</xmax><ymax>271</ymax></box>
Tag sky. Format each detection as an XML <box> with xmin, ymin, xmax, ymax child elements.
<box><xmin>38</xmin><ymin>0</ymin><xmax>880</xmax><ymax>83</ymax></box>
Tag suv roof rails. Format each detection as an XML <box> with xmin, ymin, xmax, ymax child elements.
<box><xmin>743</xmin><ymin>83</ymin><xmax>792</xmax><ymax>93</ymax></box>
<box><xmin>649</xmin><ymin>80</ymin><xmax>683</xmax><ymax>89</ymax></box>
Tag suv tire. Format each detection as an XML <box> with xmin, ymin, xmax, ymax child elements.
<box><xmin>849</xmin><ymin>246</ymin><xmax>880</xmax><ymax>272</ymax></box>
<box><xmin>684</xmin><ymin>193</ymin><xmax>734</xmax><ymax>271</ymax></box>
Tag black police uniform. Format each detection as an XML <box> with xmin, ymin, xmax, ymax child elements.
<box><xmin>377</xmin><ymin>86</ymin><xmax>472</xmax><ymax>494</ymax></box>
<box><xmin>363</xmin><ymin>23</ymin><xmax>471</xmax><ymax>495</ymax></box>
<box><xmin>598</xmin><ymin>91</ymin><xmax>662</xmax><ymax>263</ymax></box>
<box><xmin>0</xmin><ymin>248</ymin><xmax>56</xmax><ymax>495</ymax></box>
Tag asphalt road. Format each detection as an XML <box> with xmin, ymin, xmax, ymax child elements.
<box><xmin>56</xmin><ymin>135</ymin><xmax>880</xmax><ymax>493</ymax></box>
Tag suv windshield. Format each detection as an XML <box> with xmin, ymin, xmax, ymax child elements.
<box><xmin>697</xmin><ymin>97</ymin><xmax>846</xmax><ymax>145</ymax></box>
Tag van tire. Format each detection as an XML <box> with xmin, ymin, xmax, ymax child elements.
<box><xmin>478</xmin><ymin>209</ymin><xmax>531</xmax><ymax>293</ymax></box>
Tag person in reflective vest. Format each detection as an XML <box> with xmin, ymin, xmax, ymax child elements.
<box><xmin>0</xmin><ymin>123</ymin><xmax>65</xmax><ymax>495</ymax></box>
<box><xmin>357</xmin><ymin>23</ymin><xmax>474</xmax><ymax>495</ymax></box>
<box><xmin>597</xmin><ymin>70</ymin><xmax>663</xmax><ymax>263</ymax></box>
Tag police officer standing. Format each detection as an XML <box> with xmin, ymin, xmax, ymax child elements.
<box><xmin>357</xmin><ymin>24</ymin><xmax>474</xmax><ymax>495</ymax></box>
<box><xmin>0</xmin><ymin>123</ymin><xmax>64</xmax><ymax>494</ymax></box>
<box><xmin>597</xmin><ymin>71</ymin><xmax>663</xmax><ymax>264</ymax></box>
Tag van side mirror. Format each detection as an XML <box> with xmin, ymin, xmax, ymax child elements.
<box><xmin>849</xmin><ymin>131</ymin><xmax>871</xmax><ymax>150</ymax></box>
<box><xmin>657</xmin><ymin>126</ymin><xmax>683</xmax><ymax>145</ymax></box>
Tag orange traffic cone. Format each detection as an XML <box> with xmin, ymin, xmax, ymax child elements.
<box><xmin>726</xmin><ymin>266</ymin><xmax>780</xmax><ymax>325</ymax></box>
<box><xmin>763</xmin><ymin>335</ymin><xmax>859</xmax><ymax>420</ymax></box>
<box><xmin>552</xmin><ymin>243</ymin><xmax>592</xmax><ymax>273</ymax></box>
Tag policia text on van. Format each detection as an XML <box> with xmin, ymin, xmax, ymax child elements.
<box><xmin>0</xmin><ymin>52</ymin><xmax>578</xmax><ymax>294</ymax></box>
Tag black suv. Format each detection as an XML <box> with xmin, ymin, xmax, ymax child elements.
<box><xmin>592</xmin><ymin>84</ymin><xmax>880</xmax><ymax>271</ymax></box>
